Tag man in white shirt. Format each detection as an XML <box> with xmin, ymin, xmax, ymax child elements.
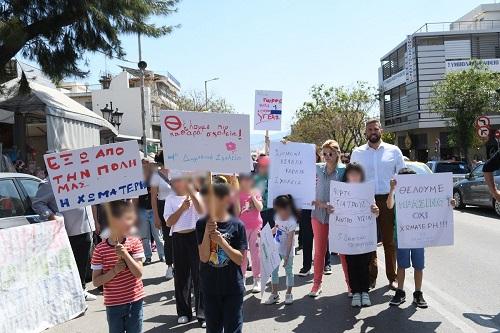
<box><xmin>350</xmin><ymin>119</ymin><xmax>406</xmax><ymax>290</ymax></box>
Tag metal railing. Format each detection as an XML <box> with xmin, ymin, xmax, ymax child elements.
<box><xmin>415</xmin><ymin>20</ymin><xmax>500</xmax><ymax>34</ymax></box>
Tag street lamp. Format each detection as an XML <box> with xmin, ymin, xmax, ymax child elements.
<box><xmin>204</xmin><ymin>77</ymin><xmax>219</xmax><ymax>111</ymax></box>
<box><xmin>100</xmin><ymin>101</ymin><xmax>124</xmax><ymax>130</ymax></box>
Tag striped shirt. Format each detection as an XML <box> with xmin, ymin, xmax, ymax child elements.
<box><xmin>91</xmin><ymin>237</ymin><xmax>145</xmax><ymax>306</ymax></box>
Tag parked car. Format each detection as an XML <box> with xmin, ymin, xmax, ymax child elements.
<box><xmin>426</xmin><ymin>160</ymin><xmax>470</xmax><ymax>183</ymax></box>
<box><xmin>453</xmin><ymin>162</ymin><xmax>500</xmax><ymax>216</ymax></box>
<box><xmin>405</xmin><ymin>161</ymin><xmax>433</xmax><ymax>175</ymax></box>
<box><xmin>0</xmin><ymin>173</ymin><xmax>43</xmax><ymax>229</ymax></box>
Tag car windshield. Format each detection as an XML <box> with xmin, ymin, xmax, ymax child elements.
<box><xmin>435</xmin><ymin>162</ymin><xmax>470</xmax><ymax>174</ymax></box>
<box><xmin>407</xmin><ymin>163</ymin><xmax>432</xmax><ymax>175</ymax></box>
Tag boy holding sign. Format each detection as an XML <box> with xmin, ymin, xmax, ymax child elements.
<box><xmin>387</xmin><ymin>168</ymin><xmax>456</xmax><ymax>308</ymax></box>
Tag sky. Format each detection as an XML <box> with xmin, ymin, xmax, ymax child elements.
<box><xmin>62</xmin><ymin>0</ymin><xmax>489</xmax><ymax>137</ymax></box>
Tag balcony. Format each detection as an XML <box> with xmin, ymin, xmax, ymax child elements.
<box><xmin>415</xmin><ymin>20</ymin><xmax>500</xmax><ymax>34</ymax></box>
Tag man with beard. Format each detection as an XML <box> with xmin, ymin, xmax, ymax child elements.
<box><xmin>350</xmin><ymin>119</ymin><xmax>406</xmax><ymax>290</ymax></box>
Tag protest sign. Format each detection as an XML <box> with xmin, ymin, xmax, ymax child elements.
<box><xmin>329</xmin><ymin>181</ymin><xmax>377</xmax><ymax>255</ymax></box>
<box><xmin>254</xmin><ymin>90</ymin><xmax>282</xmax><ymax>131</ymax></box>
<box><xmin>267</xmin><ymin>141</ymin><xmax>316</xmax><ymax>209</ymax></box>
<box><xmin>0</xmin><ymin>220</ymin><xmax>86</xmax><ymax>332</ymax></box>
<box><xmin>44</xmin><ymin>141</ymin><xmax>146</xmax><ymax>211</ymax></box>
<box><xmin>160</xmin><ymin>110</ymin><xmax>251</xmax><ymax>173</ymax></box>
<box><xmin>394</xmin><ymin>173</ymin><xmax>454</xmax><ymax>248</ymax></box>
<box><xmin>259</xmin><ymin>223</ymin><xmax>281</xmax><ymax>297</ymax></box>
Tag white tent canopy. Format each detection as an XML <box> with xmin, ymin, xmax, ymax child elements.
<box><xmin>0</xmin><ymin>77</ymin><xmax>117</xmax><ymax>151</ymax></box>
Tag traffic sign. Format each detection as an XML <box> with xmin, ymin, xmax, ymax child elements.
<box><xmin>476</xmin><ymin>115</ymin><xmax>491</xmax><ymax>128</ymax></box>
<box><xmin>477</xmin><ymin>126</ymin><xmax>490</xmax><ymax>138</ymax></box>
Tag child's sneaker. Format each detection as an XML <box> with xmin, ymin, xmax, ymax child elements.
<box><xmin>351</xmin><ymin>293</ymin><xmax>361</xmax><ymax>307</ymax></box>
<box><xmin>265</xmin><ymin>293</ymin><xmax>280</xmax><ymax>305</ymax></box>
<box><xmin>165</xmin><ymin>266</ymin><xmax>173</xmax><ymax>280</ymax></box>
<box><xmin>251</xmin><ymin>278</ymin><xmax>261</xmax><ymax>294</ymax></box>
<box><xmin>308</xmin><ymin>285</ymin><xmax>322</xmax><ymax>298</ymax></box>
<box><xmin>361</xmin><ymin>292</ymin><xmax>371</xmax><ymax>307</ymax></box>
<box><xmin>177</xmin><ymin>316</ymin><xmax>189</xmax><ymax>324</ymax></box>
<box><xmin>298</xmin><ymin>268</ymin><xmax>310</xmax><ymax>277</ymax></box>
<box><xmin>284</xmin><ymin>293</ymin><xmax>294</xmax><ymax>305</ymax></box>
<box><xmin>389</xmin><ymin>289</ymin><xmax>406</xmax><ymax>306</ymax></box>
<box><xmin>413</xmin><ymin>291</ymin><xmax>428</xmax><ymax>308</ymax></box>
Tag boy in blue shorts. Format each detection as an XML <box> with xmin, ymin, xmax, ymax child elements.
<box><xmin>386</xmin><ymin>168</ymin><xmax>455</xmax><ymax>308</ymax></box>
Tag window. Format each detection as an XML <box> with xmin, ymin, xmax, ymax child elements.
<box><xmin>18</xmin><ymin>178</ymin><xmax>41</xmax><ymax>199</ymax></box>
<box><xmin>471</xmin><ymin>164</ymin><xmax>484</xmax><ymax>178</ymax></box>
<box><xmin>435</xmin><ymin>162</ymin><xmax>470</xmax><ymax>174</ymax></box>
<box><xmin>0</xmin><ymin>179</ymin><xmax>25</xmax><ymax>218</ymax></box>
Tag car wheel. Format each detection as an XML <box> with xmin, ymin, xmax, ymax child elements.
<box><xmin>453</xmin><ymin>190</ymin><xmax>465</xmax><ymax>209</ymax></box>
<box><xmin>494</xmin><ymin>200</ymin><xmax>500</xmax><ymax>217</ymax></box>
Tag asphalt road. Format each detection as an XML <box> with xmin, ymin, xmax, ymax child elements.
<box><xmin>48</xmin><ymin>208</ymin><xmax>500</xmax><ymax>333</ymax></box>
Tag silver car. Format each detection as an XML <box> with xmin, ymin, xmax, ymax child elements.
<box><xmin>0</xmin><ymin>173</ymin><xmax>43</xmax><ymax>229</ymax></box>
<box><xmin>453</xmin><ymin>163</ymin><xmax>500</xmax><ymax>216</ymax></box>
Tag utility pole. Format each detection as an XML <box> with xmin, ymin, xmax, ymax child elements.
<box><xmin>138</xmin><ymin>33</ymin><xmax>148</xmax><ymax>155</ymax></box>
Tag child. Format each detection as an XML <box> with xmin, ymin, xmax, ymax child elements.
<box><xmin>387</xmin><ymin>167</ymin><xmax>456</xmax><ymax>308</ymax></box>
<box><xmin>164</xmin><ymin>172</ymin><xmax>205</xmax><ymax>326</ymax></box>
<box><xmin>91</xmin><ymin>200</ymin><xmax>145</xmax><ymax>333</ymax></box>
<box><xmin>197</xmin><ymin>182</ymin><xmax>248</xmax><ymax>333</ymax></box>
<box><xmin>265</xmin><ymin>195</ymin><xmax>299</xmax><ymax>305</ymax></box>
<box><xmin>237</xmin><ymin>173</ymin><xmax>263</xmax><ymax>293</ymax></box>
<box><xmin>339</xmin><ymin>163</ymin><xmax>380</xmax><ymax>307</ymax></box>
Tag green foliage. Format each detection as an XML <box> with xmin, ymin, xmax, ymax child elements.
<box><xmin>381</xmin><ymin>131</ymin><xmax>395</xmax><ymax>144</ymax></box>
<box><xmin>0</xmin><ymin>1</ymin><xmax>180</xmax><ymax>82</ymax></box>
<box><xmin>174</xmin><ymin>90</ymin><xmax>234</xmax><ymax>113</ymax></box>
<box><xmin>287</xmin><ymin>82</ymin><xmax>377</xmax><ymax>152</ymax></box>
<box><xmin>430</xmin><ymin>60</ymin><xmax>500</xmax><ymax>158</ymax></box>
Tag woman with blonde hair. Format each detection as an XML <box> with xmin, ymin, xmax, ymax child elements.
<box><xmin>309</xmin><ymin>139</ymin><xmax>349</xmax><ymax>297</ymax></box>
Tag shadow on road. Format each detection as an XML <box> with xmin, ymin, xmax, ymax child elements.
<box><xmin>359</xmin><ymin>306</ymin><xmax>441</xmax><ymax>333</ymax></box>
<box><xmin>454</xmin><ymin>206</ymin><xmax>498</xmax><ymax>219</ymax></box>
<box><xmin>463</xmin><ymin>312</ymin><xmax>500</xmax><ymax>332</ymax></box>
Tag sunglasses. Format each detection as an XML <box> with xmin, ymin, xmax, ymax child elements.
<box><xmin>323</xmin><ymin>151</ymin><xmax>339</xmax><ymax>157</ymax></box>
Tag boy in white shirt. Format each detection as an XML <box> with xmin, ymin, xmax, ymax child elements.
<box><xmin>164</xmin><ymin>172</ymin><xmax>205</xmax><ymax>327</ymax></box>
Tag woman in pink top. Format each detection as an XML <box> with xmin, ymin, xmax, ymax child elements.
<box><xmin>237</xmin><ymin>173</ymin><xmax>263</xmax><ymax>294</ymax></box>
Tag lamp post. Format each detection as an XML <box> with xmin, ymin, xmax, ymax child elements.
<box><xmin>101</xmin><ymin>101</ymin><xmax>124</xmax><ymax>132</ymax></box>
<box><xmin>138</xmin><ymin>33</ymin><xmax>148</xmax><ymax>154</ymax></box>
<box><xmin>204</xmin><ymin>77</ymin><xmax>219</xmax><ymax>111</ymax></box>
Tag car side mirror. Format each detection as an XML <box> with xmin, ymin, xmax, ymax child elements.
<box><xmin>465</xmin><ymin>173</ymin><xmax>472</xmax><ymax>180</ymax></box>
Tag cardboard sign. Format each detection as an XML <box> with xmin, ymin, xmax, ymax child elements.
<box><xmin>267</xmin><ymin>141</ymin><xmax>316</xmax><ymax>209</ymax></box>
<box><xmin>160</xmin><ymin>110</ymin><xmax>251</xmax><ymax>173</ymax></box>
<box><xmin>329</xmin><ymin>181</ymin><xmax>377</xmax><ymax>255</ymax></box>
<box><xmin>394</xmin><ymin>173</ymin><xmax>454</xmax><ymax>248</ymax></box>
<box><xmin>0</xmin><ymin>220</ymin><xmax>86</xmax><ymax>332</ymax></box>
<box><xmin>254</xmin><ymin>90</ymin><xmax>282</xmax><ymax>131</ymax></box>
<box><xmin>259</xmin><ymin>223</ymin><xmax>281</xmax><ymax>297</ymax></box>
<box><xmin>44</xmin><ymin>141</ymin><xmax>146</xmax><ymax>211</ymax></box>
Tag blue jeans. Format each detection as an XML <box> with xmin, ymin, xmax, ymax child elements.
<box><xmin>106</xmin><ymin>299</ymin><xmax>143</xmax><ymax>333</ymax></box>
<box><xmin>139</xmin><ymin>209</ymin><xmax>164</xmax><ymax>259</ymax></box>
<box><xmin>271</xmin><ymin>255</ymin><xmax>294</xmax><ymax>287</ymax></box>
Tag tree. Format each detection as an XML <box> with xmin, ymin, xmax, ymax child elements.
<box><xmin>381</xmin><ymin>131</ymin><xmax>396</xmax><ymax>145</ymax></box>
<box><xmin>287</xmin><ymin>82</ymin><xmax>377</xmax><ymax>152</ymax></box>
<box><xmin>0</xmin><ymin>1</ymin><xmax>179</xmax><ymax>82</ymax></box>
<box><xmin>430</xmin><ymin>60</ymin><xmax>500</xmax><ymax>159</ymax></box>
<box><xmin>174</xmin><ymin>90</ymin><xmax>235</xmax><ymax>113</ymax></box>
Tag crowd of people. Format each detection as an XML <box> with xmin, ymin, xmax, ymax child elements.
<box><xmin>31</xmin><ymin>119</ymin><xmax>471</xmax><ymax>333</ymax></box>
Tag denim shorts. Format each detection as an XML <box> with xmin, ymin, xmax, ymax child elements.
<box><xmin>397</xmin><ymin>248</ymin><xmax>425</xmax><ymax>270</ymax></box>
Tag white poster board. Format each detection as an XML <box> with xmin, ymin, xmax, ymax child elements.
<box><xmin>160</xmin><ymin>110</ymin><xmax>251</xmax><ymax>173</ymax></box>
<box><xmin>0</xmin><ymin>220</ymin><xmax>86</xmax><ymax>332</ymax></box>
<box><xmin>329</xmin><ymin>181</ymin><xmax>377</xmax><ymax>255</ymax></box>
<box><xmin>44</xmin><ymin>141</ymin><xmax>146</xmax><ymax>211</ymax></box>
<box><xmin>254</xmin><ymin>90</ymin><xmax>282</xmax><ymax>131</ymax></box>
<box><xmin>394</xmin><ymin>173</ymin><xmax>454</xmax><ymax>248</ymax></box>
<box><xmin>259</xmin><ymin>223</ymin><xmax>280</xmax><ymax>297</ymax></box>
<box><xmin>267</xmin><ymin>141</ymin><xmax>316</xmax><ymax>209</ymax></box>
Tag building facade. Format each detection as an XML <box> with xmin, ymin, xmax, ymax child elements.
<box><xmin>379</xmin><ymin>3</ymin><xmax>500</xmax><ymax>162</ymax></box>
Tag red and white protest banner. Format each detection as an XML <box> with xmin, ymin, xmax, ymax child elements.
<box><xmin>160</xmin><ymin>110</ymin><xmax>251</xmax><ymax>173</ymax></box>
<box><xmin>44</xmin><ymin>141</ymin><xmax>146</xmax><ymax>211</ymax></box>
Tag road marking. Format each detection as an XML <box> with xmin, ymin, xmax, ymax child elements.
<box><xmin>377</xmin><ymin>258</ymin><xmax>478</xmax><ymax>333</ymax></box>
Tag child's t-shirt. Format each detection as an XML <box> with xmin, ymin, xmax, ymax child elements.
<box><xmin>238</xmin><ymin>191</ymin><xmax>263</xmax><ymax>230</ymax></box>
<box><xmin>274</xmin><ymin>215</ymin><xmax>298</xmax><ymax>257</ymax></box>
<box><xmin>91</xmin><ymin>237</ymin><xmax>145</xmax><ymax>306</ymax></box>
<box><xmin>163</xmin><ymin>194</ymin><xmax>203</xmax><ymax>234</ymax></box>
<box><xmin>196</xmin><ymin>216</ymin><xmax>248</xmax><ymax>295</ymax></box>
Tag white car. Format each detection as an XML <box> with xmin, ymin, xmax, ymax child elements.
<box><xmin>0</xmin><ymin>173</ymin><xmax>43</xmax><ymax>229</ymax></box>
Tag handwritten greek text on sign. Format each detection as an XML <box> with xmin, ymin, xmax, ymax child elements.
<box><xmin>394</xmin><ymin>173</ymin><xmax>454</xmax><ymax>248</ymax></box>
<box><xmin>329</xmin><ymin>181</ymin><xmax>377</xmax><ymax>255</ymax></box>
<box><xmin>160</xmin><ymin>110</ymin><xmax>251</xmax><ymax>173</ymax></box>
<box><xmin>254</xmin><ymin>90</ymin><xmax>282</xmax><ymax>131</ymax></box>
<box><xmin>44</xmin><ymin>141</ymin><xmax>146</xmax><ymax>211</ymax></box>
<box><xmin>0</xmin><ymin>220</ymin><xmax>86</xmax><ymax>332</ymax></box>
<box><xmin>267</xmin><ymin>141</ymin><xmax>315</xmax><ymax>209</ymax></box>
